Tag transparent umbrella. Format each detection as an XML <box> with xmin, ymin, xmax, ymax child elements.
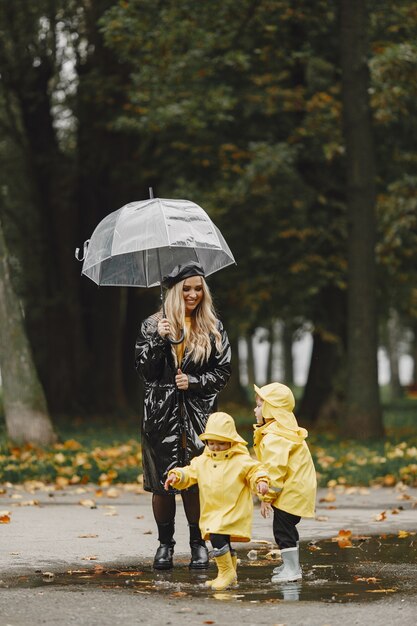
<box><xmin>75</xmin><ymin>190</ymin><xmax>235</xmax><ymax>342</ymax></box>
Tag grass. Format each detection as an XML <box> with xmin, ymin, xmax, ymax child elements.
<box><xmin>0</xmin><ymin>391</ymin><xmax>416</xmax><ymax>487</ymax></box>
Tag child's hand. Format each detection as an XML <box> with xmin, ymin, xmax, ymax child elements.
<box><xmin>164</xmin><ymin>472</ymin><xmax>178</xmax><ymax>490</ymax></box>
<box><xmin>256</xmin><ymin>480</ymin><xmax>269</xmax><ymax>495</ymax></box>
<box><xmin>261</xmin><ymin>501</ymin><xmax>272</xmax><ymax>518</ymax></box>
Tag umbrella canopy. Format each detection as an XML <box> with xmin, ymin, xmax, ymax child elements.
<box><xmin>80</xmin><ymin>197</ymin><xmax>235</xmax><ymax>287</ymax></box>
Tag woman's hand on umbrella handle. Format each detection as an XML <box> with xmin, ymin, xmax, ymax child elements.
<box><xmin>157</xmin><ymin>317</ymin><xmax>171</xmax><ymax>338</ymax></box>
<box><xmin>175</xmin><ymin>368</ymin><xmax>189</xmax><ymax>390</ymax></box>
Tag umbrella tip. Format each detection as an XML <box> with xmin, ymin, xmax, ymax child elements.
<box><xmin>149</xmin><ymin>187</ymin><xmax>154</xmax><ymax>199</ymax></box>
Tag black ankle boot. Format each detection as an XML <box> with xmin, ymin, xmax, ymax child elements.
<box><xmin>189</xmin><ymin>541</ymin><xmax>209</xmax><ymax>569</ymax></box>
<box><xmin>188</xmin><ymin>523</ymin><xmax>209</xmax><ymax>569</ymax></box>
<box><xmin>153</xmin><ymin>542</ymin><xmax>175</xmax><ymax>570</ymax></box>
<box><xmin>154</xmin><ymin>521</ymin><xmax>175</xmax><ymax>570</ymax></box>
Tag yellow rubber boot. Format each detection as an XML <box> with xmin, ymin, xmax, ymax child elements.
<box><xmin>231</xmin><ymin>552</ymin><xmax>238</xmax><ymax>584</ymax></box>
<box><xmin>206</xmin><ymin>550</ymin><xmax>236</xmax><ymax>591</ymax></box>
<box><xmin>206</xmin><ymin>550</ymin><xmax>237</xmax><ymax>588</ymax></box>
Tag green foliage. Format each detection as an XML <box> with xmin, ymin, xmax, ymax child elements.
<box><xmin>100</xmin><ymin>0</ymin><xmax>347</xmax><ymax>335</ymax></box>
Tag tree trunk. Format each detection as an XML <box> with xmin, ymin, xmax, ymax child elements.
<box><xmin>0</xmin><ymin>3</ymin><xmax>88</xmax><ymax>415</ymax></box>
<box><xmin>246</xmin><ymin>333</ymin><xmax>256</xmax><ymax>388</ymax></box>
<box><xmin>282</xmin><ymin>321</ymin><xmax>294</xmax><ymax>387</ymax></box>
<box><xmin>0</xmin><ymin>220</ymin><xmax>56</xmax><ymax>445</ymax></box>
<box><xmin>297</xmin><ymin>330</ymin><xmax>340</xmax><ymax>423</ymax></box>
<box><xmin>266</xmin><ymin>321</ymin><xmax>274</xmax><ymax>383</ymax></box>
<box><xmin>220</xmin><ymin>332</ymin><xmax>248</xmax><ymax>405</ymax></box>
<box><xmin>411</xmin><ymin>321</ymin><xmax>417</xmax><ymax>387</ymax></box>
<box><xmin>298</xmin><ymin>285</ymin><xmax>346</xmax><ymax>423</ymax></box>
<box><xmin>386</xmin><ymin>309</ymin><xmax>403</xmax><ymax>399</ymax></box>
<box><xmin>340</xmin><ymin>0</ymin><xmax>383</xmax><ymax>438</ymax></box>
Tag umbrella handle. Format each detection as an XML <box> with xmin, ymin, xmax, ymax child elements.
<box><xmin>75</xmin><ymin>239</ymin><xmax>90</xmax><ymax>261</ymax></box>
<box><xmin>167</xmin><ymin>328</ymin><xmax>185</xmax><ymax>345</ymax></box>
<box><xmin>156</xmin><ymin>247</ymin><xmax>184</xmax><ymax>343</ymax></box>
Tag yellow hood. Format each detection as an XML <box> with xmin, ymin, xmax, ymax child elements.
<box><xmin>199</xmin><ymin>412</ymin><xmax>247</xmax><ymax>444</ymax></box>
<box><xmin>254</xmin><ymin>382</ymin><xmax>301</xmax><ymax>432</ymax></box>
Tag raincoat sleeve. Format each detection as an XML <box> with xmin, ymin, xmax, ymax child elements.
<box><xmin>187</xmin><ymin>321</ymin><xmax>232</xmax><ymax>395</ymax></box>
<box><xmin>169</xmin><ymin>458</ymin><xmax>199</xmax><ymax>490</ymax></box>
<box><xmin>242</xmin><ymin>457</ymin><xmax>270</xmax><ymax>494</ymax></box>
<box><xmin>135</xmin><ymin>316</ymin><xmax>168</xmax><ymax>381</ymax></box>
<box><xmin>258</xmin><ymin>434</ymin><xmax>291</xmax><ymax>504</ymax></box>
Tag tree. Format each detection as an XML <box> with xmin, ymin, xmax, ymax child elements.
<box><xmin>0</xmin><ymin>0</ymin><xmax>148</xmax><ymax>418</ymax></box>
<box><xmin>339</xmin><ymin>0</ymin><xmax>383</xmax><ymax>437</ymax></box>
<box><xmin>0</xmin><ymin>218</ymin><xmax>55</xmax><ymax>444</ymax></box>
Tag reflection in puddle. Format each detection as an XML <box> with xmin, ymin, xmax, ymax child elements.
<box><xmin>5</xmin><ymin>534</ymin><xmax>417</xmax><ymax>603</ymax></box>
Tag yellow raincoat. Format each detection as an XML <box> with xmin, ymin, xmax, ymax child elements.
<box><xmin>171</xmin><ymin>412</ymin><xmax>269</xmax><ymax>542</ymax></box>
<box><xmin>253</xmin><ymin>383</ymin><xmax>316</xmax><ymax>518</ymax></box>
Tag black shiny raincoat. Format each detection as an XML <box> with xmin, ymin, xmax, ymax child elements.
<box><xmin>135</xmin><ymin>314</ymin><xmax>232</xmax><ymax>494</ymax></box>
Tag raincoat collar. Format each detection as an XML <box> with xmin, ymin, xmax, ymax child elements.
<box><xmin>253</xmin><ymin>419</ymin><xmax>308</xmax><ymax>443</ymax></box>
<box><xmin>254</xmin><ymin>383</ymin><xmax>300</xmax><ymax>431</ymax></box>
<box><xmin>204</xmin><ymin>443</ymin><xmax>248</xmax><ymax>460</ymax></box>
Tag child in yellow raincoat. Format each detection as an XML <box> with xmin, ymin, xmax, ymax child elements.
<box><xmin>164</xmin><ymin>411</ymin><xmax>269</xmax><ymax>591</ymax></box>
<box><xmin>253</xmin><ymin>382</ymin><xmax>317</xmax><ymax>583</ymax></box>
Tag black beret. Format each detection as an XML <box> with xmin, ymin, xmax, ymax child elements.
<box><xmin>163</xmin><ymin>262</ymin><xmax>205</xmax><ymax>288</ymax></box>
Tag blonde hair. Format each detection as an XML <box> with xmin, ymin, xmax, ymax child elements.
<box><xmin>163</xmin><ymin>277</ymin><xmax>223</xmax><ymax>365</ymax></box>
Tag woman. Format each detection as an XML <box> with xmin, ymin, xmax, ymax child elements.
<box><xmin>135</xmin><ymin>261</ymin><xmax>231</xmax><ymax>570</ymax></box>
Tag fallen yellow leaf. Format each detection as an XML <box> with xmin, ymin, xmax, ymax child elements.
<box><xmin>397</xmin><ymin>493</ymin><xmax>412</xmax><ymax>501</ymax></box>
<box><xmin>55</xmin><ymin>477</ymin><xmax>70</xmax><ymax>488</ymax></box>
<box><xmin>265</xmin><ymin>550</ymin><xmax>281</xmax><ymax>560</ymax></box>
<box><xmin>79</xmin><ymin>499</ymin><xmax>96</xmax><ymax>508</ymax></box>
<box><xmin>81</xmin><ymin>555</ymin><xmax>98</xmax><ymax>561</ymax></box>
<box><xmin>319</xmin><ymin>491</ymin><xmax>337</xmax><ymax>503</ymax></box>
<box><xmin>354</xmin><ymin>576</ymin><xmax>380</xmax><ymax>583</ymax></box>
<box><xmin>170</xmin><ymin>591</ymin><xmax>188</xmax><ymax>597</ymax></box>
<box><xmin>374</xmin><ymin>511</ymin><xmax>386</xmax><ymax>522</ymax></box>
<box><xmin>308</xmin><ymin>544</ymin><xmax>322</xmax><ymax>551</ymax></box>
<box><xmin>398</xmin><ymin>530</ymin><xmax>416</xmax><ymax>538</ymax></box>
<box><xmin>106</xmin><ymin>488</ymin><xmax>120</xmax><ymax>498</ymax></box>
<box><xmin>332</xmin><ymin>529</ymin><xmax>352</xmax><ymax>543</ymax></box>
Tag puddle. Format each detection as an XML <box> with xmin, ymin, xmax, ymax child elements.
<box><xmin>5</xmin><ymin>534</ymin><xmax>417</xmax><ymax>603</ymax></box>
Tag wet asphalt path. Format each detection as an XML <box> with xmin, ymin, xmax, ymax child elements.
<box><xmin>0</xmin><ymin>484</ymin><xmax>416</xmax><ymax>625</ymax></box>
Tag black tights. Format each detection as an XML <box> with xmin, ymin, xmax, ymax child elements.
<box><xmin>210</xmin><ymin>533</ymin><xmax>232</xmax><ymax>551</ymax></box>
<box><xmin>272</xmin><ymin>507</ymin><xmax>301</xmax><ymax>549</ymax></box>
<box><xmin>152</xmin><ymin>491</ymin><xmax>200</xmax><ymax>526</ymax></box>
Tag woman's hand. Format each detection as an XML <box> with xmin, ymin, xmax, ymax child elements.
<box><xmin>256</xmin><ymin>480</ymin><xmax>269</xmax><ymax>495</ymax></box>
<box><xmin>164</xmin><ymin>472</ymin><xmax>179</xmax><ymax>490</ymax></box>
<box><xmin>175</xmin><ymin>368</ymin><xmax>189</xmax><ymax>390</ymax></box>
<box><xmin>157</xmin><ymin>317</ymin><xmax>171</xmax><ymax>338</ymax></box>
<box><xmin>260</xmin><ymin>501</ymin><xmax>272</xmax><ymax>518</ymax></box>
